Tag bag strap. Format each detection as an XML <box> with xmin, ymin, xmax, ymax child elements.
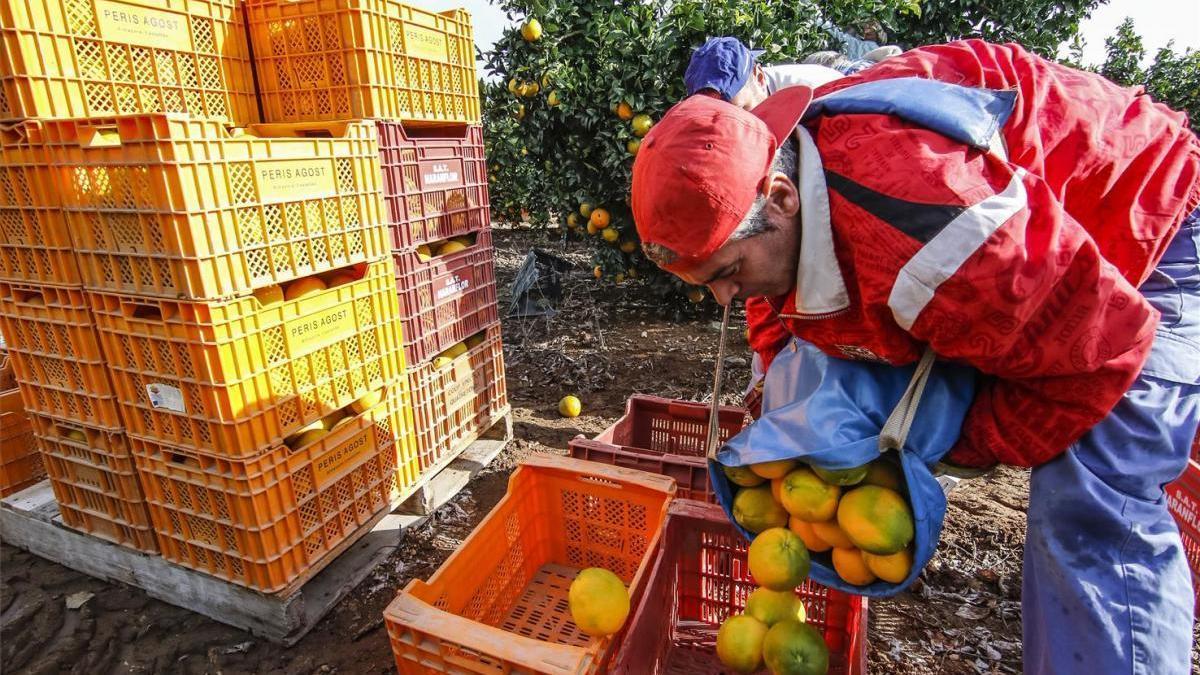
<box><xmin>878</xmin><ymin>346</ymin><xmax>937</xmax><ymax>452</ymax></box>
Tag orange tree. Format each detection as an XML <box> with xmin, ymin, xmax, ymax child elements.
<box><xmin>482</xmin><ymin>0</ymin><xmax>849</xmax><ymax>300</ymax></box>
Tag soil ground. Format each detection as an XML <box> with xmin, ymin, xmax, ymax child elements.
<box><xmin>2</xmin><ymin>226</ymin><xmax>1196</xmax><ymax>674</ymax></box>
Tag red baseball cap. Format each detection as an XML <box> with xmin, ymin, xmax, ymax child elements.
<box><xmin>631</xmin><ymin>86</ymin><xmax>813</xmax><ymax>272</ymax></box>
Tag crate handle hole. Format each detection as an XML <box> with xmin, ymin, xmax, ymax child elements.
<box><xmin>14</xmin><ymin>289</ymin><xmax>44</xmax><ymax>305</ymax></box>
<box><xmin>578</xmin><ymin>475</ymin><xmax>622</xmax><ymax>489</ymax></box>
<box><xmin>82</xmin><ymin>127</ymin><xmax>123</xmax><ymax>148</ymax></box>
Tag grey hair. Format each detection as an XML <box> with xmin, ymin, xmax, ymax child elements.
<box><xmin>730</xmin><ymin>135</ymin><xmax>798</xmax><ymax>241</ymax></box>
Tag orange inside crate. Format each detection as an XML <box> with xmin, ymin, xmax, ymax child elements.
<box><xmin>612</xmin><ymin>499</ymin><xmax>868</xmax><ymax>674</ymax></box>
<box><xmin>132</xmin><ymin>388</ymin><xmax>418</xmax><ymax>592</ymax></box>
<box><xmin>0</xmin><ymin>0</ymin><xmax>258</xmax><ymax>123</ymax></box>
<box><xmin>406</xmin><ymin>322</ymin><xmax>508</xmax><ymax>473</ymax></box>
<box><xmin>43</xmin><ymin>114</ymin><xmax>387</xmax><ymax>300</ymax></box>
<box><xmin>385</xmin><ymin>455</ymin><xmax>676</xmax><ymax>675</ymax></box>
<box><xmin>246</xmin><ymin>0</ymin><xmax>479</xmax><ymax>124</ymax></box>
<box><xmin>91</xmin><ymin>260</ymin><xmax>405</xmax><ymax>457</ymax></box>
<box><xmin>0</xmin><ymin>121</ymin><xmax>79</xmax><ymax>286</ymax></box>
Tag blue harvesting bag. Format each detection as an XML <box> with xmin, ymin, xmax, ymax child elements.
<box><xmin>710</xmin><ymin>340</ymin><xmax>976</xmax><ymax>597</ymax></box>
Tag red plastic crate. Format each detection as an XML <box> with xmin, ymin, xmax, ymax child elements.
<box><xmin>1165</xmin><ymin>459</ymin><xmax>1200</xmax><ymax>610</ymax></box>
<box><xmin>612</xmin><ymin>499</ymin><xmax>868</xmax><ymax>674</ymax></box>
<box><xmin>377</xmin><ymin>122</ymin><xmax>489</xmax><ymax>250</ymax></box>
<box><xmin>595</xmin><ymin>395</ymin><xmax>750</xmax><ymax>453</ymax></box>
<box><xmin>393</xmin><ymin>229</ymin><xmax>499</xmax><ymax>366</ymax></box>
<box><xmin>574</xmin><ymin>396</ymin><xmax>750</xmax><ymax>502</ymax></box>
<box><xmin>406</xmin><ymin>323</ymin><xmax>508</xmax><ymax>473</ymax></box>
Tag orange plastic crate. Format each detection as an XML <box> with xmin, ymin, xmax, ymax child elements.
<box><xmin>45</xmin><ymin>115</ymin><xmax>388</xmax><ymax>300</ymax></box>
<box><xmin>0</xmin><ymin>0</ymin><xmax>257</xmax><ymax>123</ymax></box>
<box><xmin>612</xmin><ymin>499</ymin><xmax>868</xmax><ymax>674</ymax></box>
<box><xmin>0</xmin><ymin>388</ymin><xmax>44</xmax><ymax>497</ymax></box>
<box><xmin>384</xmin><ymin>455</ymin><xmax>677</xmax><ymax>675</ymax></box>
<box><xmin>0</xmin><ymin>282</ymin><xmax>122</xmax><ymax>427</ymax></box>
<box><xmin>132</xmin><ymin>390</ymin><xmax>418</xmax><ymax>592</ymax></box>
<box><xmin>0</xmin><ymin>282</ymin><xmax>106</xmax><ymax>361</ymax></box>
<box><xmin>246</xmin><ymin>0</ymin><xmax>479</xmax><ymax>124</ymax></box>
<box><xmin>394</xmin><ymin>229</ymin><xmax>499</xmax><ymax>366</ymax></box>
<box><xmin>0</xmin><ymin>121</ymin><xmax>80</xmax><ymax>286</ymax></box>
<box><xmin>407</xmin><ymin>323</ymin><xmax>508</xmax><ymax>473</ymax></box>
<box><xmin>91</xmin><ymin>260</ymin><xmax>405</xmax><ymax>457</ymax></box>
<box><xmin>1165</xmin><ymin>460</ymin><xmax>1200</xmax><ymax>611</ymax></box>
<box><xmin>377</xmin><ymin>122</ymin><xmax>489</xmax><ymax>249</ymax></box>
<box><xmin>31</xmin><ymin>414</ymin><xmax>157</xmax><ymax>552</ymax></box>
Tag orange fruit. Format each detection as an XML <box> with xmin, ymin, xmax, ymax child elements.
<box><xmin>810</xmin><ymin>520</ymin><xmax>854</xmax><ymax>549</ymax></box>
<box><xmin>771</xmin><ymin>477</ymin><xmax>784</xmax><ymax>503</ymax></box>
<box><xmin>593</xmin><ymin>265</ymin><xmax>602</xmax><ymax>279</ymax></box>
<box><xmin>733</xmin><ymin>486</ymin><xmax>789</xmax><ymax>533</ymax></box>
<box><xmin>601</xmin><ymin>227</ymin><xmax>619</xmax><ymax>243</ymax></box>
<box><xmin>788</xmin><ymin>517</ymin><xmax>832</xmax><ymax>553</ymax></box>
<box><xmin>723</xmin><ymin>465</ymin><xmax>765</xmax><ymax>487</ymax></box>
<box><xmin>284</xmin><ymin>276</ymin><xmax>327</xmax><ymax>301</ymax></box>
<box><xmin>631</xmin><ymin>114</ymin><xmax>654</xmax><ymax>137</ymax></box>
<box><xmin>811</xmin><ymin>464</ymin><xmax>868</xmax><ymax>486</ymax></box>
<box><xmin>864</xmin><ymin>548</ymin><xmax>914</xmax><ymax>584</ymax></box>
<box><xmin>747</xmin><ymin>527</ymin><xmax>810</xmax><ymax>591</ymax></box>
<box><xmin>615</xmin><ymin>101</ymin><xmax>634</xmax><ymax>120</ymax></box>
<box><xmin>589</xmin><ymin>208</ymin><xmax>610</xmax><ymax>229</ymax></box>
<box><xmin>862</xmin><ymin>458</ymin><xmax>905</xmax><ymax>492</ymax></box>
<box><xmin>626</xmin><ymin>139</ymin><xmax>640</xmax><ymax>155</ymax></box>
<box><xmin>751</xmin><ymin>459</ymin><xmax>797</xmax><ymax>479</ymax></box>
<box><xmin>837</xmin><ymin>486</ymin><xmax>914</xmax><ymax>555</ymax></box>
<box><xmin>762</xmin><ymin>620</ymin><xmax>830</xmax><ymax>675</ymax></box>
<box><xmin>520</xmin><ymin>19</ymin><xmax>542</xmax><ymax>42</ymax></box>
<box><xmin>779</xmin><ymin>468</ymin><xmax>840</xmax><ymax>522</ymax></box>
<box><xmin>568</xmin><ymin>568</ymin><xmax>629</xmax><ymax>636</ymax></box>
<box><xmin>745</xmin><ymin>587</ymin><xmax>806</xmax><ymax>627</ymax></box>
<box><xmin>716</xmin><ymin>614</ymin><xmax>768</xmax><ymax>673</ymax></box>
<box><xmin>832</xmin><ymin>547</ymin><xmax>877</xmax><ymax>586</ymax></box>
<box><xmin>619</xmin><ymin>240</ymin><xmax>637</xmax><ymax>253</ymax></box>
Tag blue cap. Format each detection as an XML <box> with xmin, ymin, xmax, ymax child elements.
<box><xmin>684</xmin><ymin>37</ymin><xmax>765</xmax><ymax>100</ymax></box>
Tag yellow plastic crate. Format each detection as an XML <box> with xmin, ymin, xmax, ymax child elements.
<box><xmin>0</xmin><ymin>122</ymin><xmax>80</xmax><ymax>286</ymax></box>
<box><xmin>133</xmin><ymin>387</ymin><xmax>418</xmax><ymax>591</ymax></box>
<box><xmin>246</xmin><ymin>0</ymin><xmax>479</xmax><ymax>124</ymax></box>
<box><xmin>0</xmin><ymin>0</ymin><xmax>258</xmax><ymax>123</ymax></box>
<box><xmin>45</xmin><ymin>114</ymin><xmax>389</xmax><ymax>301</ymax></box>
<box><xmin>89</xmin><ymin>260</ymin><xmax>406</xmax><ymax>457</ymax></box>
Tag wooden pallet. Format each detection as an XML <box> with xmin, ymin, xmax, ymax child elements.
<box><xmin>0</xmin><ymin>411</ymin><xmax>512</xmax><ymax>645</ymax></box>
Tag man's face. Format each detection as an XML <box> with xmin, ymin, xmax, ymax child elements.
<box><xmin>728</xmin><ymin>65</ymin><xmax>768</xmax><ymax>110</ymax></box>
<box><xmin>672</xmin><ymin>173</ymin><xmax>802</xmax><ymax>305</ymax></box>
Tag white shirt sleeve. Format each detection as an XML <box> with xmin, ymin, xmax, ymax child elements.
<box><xmin>762</xmin><ymin>64</ymin><xmax>844</xmax><ymax>93</ymax></box>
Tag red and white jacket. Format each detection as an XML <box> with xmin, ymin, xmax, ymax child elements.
<box><xmin>747</xmin><ymin>40</ymin><xmax>1200</xmax><ymax>467</ymax></box>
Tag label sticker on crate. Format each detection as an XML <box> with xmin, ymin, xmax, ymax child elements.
<box><xmin>256</xmin><ymin>159</ymin><xmax>339</xmax><ymax>204</ymax></box>
<box><xmin>419</xmin><ymin>158</ymin><xmax>465</xmax><ymax>190</ymax></box>
<box><xmin>312</xmin><ymin>427</ymin><xmax>374</xmax><ymax>488</ymax></box>
<box><xmin>433</xmin><ymin>272</ymin><xmax>473</xmax><ymax>303</ymax></box>
<box><xmin>402</xmin><ymin>24</ymin><xmax>449</xmax><ymax>62</ymax></box>
<box><xmin>443</xmin><ymin>361</ymin><xmax>475</xmax><ymax>409</ymax></box>
<box><xmin>284</xmin><ymin>303</ymin><xmax>356</xmax><ymax>358</ymax></box>
<box><xmin>146</xmin><ymin>383</ymin><xmax>186</xmax><ymax>413</ymax></box>
<box><xmin>95</xmin><ymin>0</ymin><xmax>192</xmax><ymax>51</ymax></box>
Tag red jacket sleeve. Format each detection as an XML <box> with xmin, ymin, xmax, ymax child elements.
<box><xmin>823</xmin><ymin>120</ymin><xmax>1158</xmax><ymax>467</ymax></box>
<box><xmin>745</xmin><ymin>296</ymin><xmax>792</xmax><ymax>372</ymax></box>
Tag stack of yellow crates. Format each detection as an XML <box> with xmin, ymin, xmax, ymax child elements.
<box><xmin>244</xmin><ymin>0</ymin><xmax>509</xmax><ymax>481</ymax></box>
<box><xmin>0</xmin><ymin>0</ymin><xmax>420</xmax><ymax>592</ymax></box>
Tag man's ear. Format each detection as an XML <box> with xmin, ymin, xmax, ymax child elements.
<box><xmin>765</xmin><ymin>172</ymin><xmax>799</xmax><ymax>220</ymax></box>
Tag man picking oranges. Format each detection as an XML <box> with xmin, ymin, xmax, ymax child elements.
<box><xmin>632</xmin><ymin>39</ymin><xmax>1199</xmax><ymax>674</ymax></box>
